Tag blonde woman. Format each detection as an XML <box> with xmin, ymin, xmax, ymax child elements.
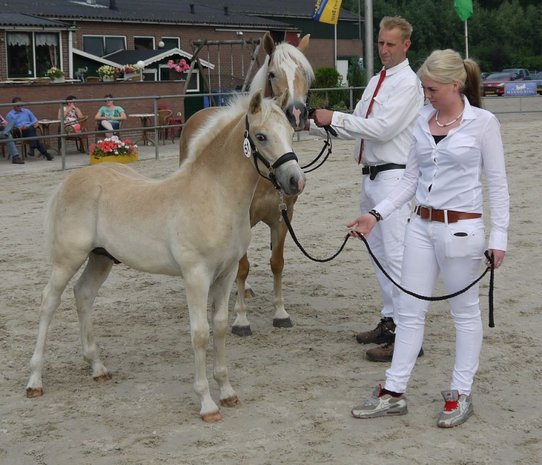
<box><xmin>348</xmin><ymin>49</ymin><xmax>509</xmax><ymax>428</ymax></box>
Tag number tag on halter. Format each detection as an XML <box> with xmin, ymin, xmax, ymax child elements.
<box><xmin>243</xmin><ymin>137</ymin><xmax>252</xmax><ymax>158</ymax></box>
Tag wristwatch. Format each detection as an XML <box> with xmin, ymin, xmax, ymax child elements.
<box><xmin>368</xmin><ymin>209</ymin><xmax>382</xmax><ymax>221</ymax></box>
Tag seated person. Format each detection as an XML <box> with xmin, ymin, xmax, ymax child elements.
<box><xmin>6</xmin><ymin>97</ymin><xmax>54</xmax><ymax>161</ymax></box>
<box><xmin>95</xmin><ymin>94</ymin><xmax>126</xmax><ymax>138</ymax></box>
<box><xmin>59</xmin><ymin>95</ymin><xmax>84</xmax><ymax>133</ymax></box>
<box><xmin>0</xmin><ymin>113</ymin><xmax>24</xmax><ymax>164</ymax></box>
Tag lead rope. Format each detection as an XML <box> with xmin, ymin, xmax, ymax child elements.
<box><xmin>279</xmin><ymin>206</ymin><xmax>496</xmax><ymax>327</ymax></box>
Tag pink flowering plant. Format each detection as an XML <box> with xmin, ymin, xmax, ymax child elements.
<box><xmin>167</xmin><ymin>58</ymin><xmax>190</xmax><ymax>73</ymax></box>
<box><xmin>89</xmin><ymin>135</ymin><xmax>138</xmax><ymax>159</ymax></box>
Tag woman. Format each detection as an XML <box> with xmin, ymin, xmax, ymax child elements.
<box><xmin>58</xmin><ymin>95</ymin><xmax>84</xmax><ymax>133</ymax></box>
<box><xmin>347</xmin><ymin>49</ymin><xmax>509</xmax><ymax>428</ymax></box>
<box><xmin>94</xmin><ymin>94</ymin><xmax>126</xmax><ymax>137</ymax></box>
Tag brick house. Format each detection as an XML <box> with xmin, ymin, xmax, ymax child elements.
<box><xmin>0</xmin><ymin>0</ymin><xmax>361</xmax><ymax>120</ymax></box>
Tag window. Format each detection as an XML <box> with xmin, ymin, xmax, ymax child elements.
<box><xmin>134</xmin><ymin>37</ymin><xmax>154</xmax><ymax>50</ymax></box>
<box><xmin>161</xmin><ymin>37</ymin><xmax>180</xmax><ymax>50</ymax></box>
<box><xmin>83</xmin><ymin>35</ymin><xmax>126</xmax><ymax>57</ymax></box>
<box><xmin>7</xmin><ymin>32</ymin><xmax>61</xmax><ymax>78</ymax></box>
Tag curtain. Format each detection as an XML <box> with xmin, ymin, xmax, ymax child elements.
<box><xmin>7</xmin><ymin>33</ymin><xmax>30</xmax><ymax>46</ymax></box>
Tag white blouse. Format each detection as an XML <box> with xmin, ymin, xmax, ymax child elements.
<box><xmin>375</xmin><ymin>97</ymin><xmax>510</xmax><ymax>251</ymax></box>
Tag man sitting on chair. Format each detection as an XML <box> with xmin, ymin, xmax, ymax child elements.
<box><xmin>6</xmin><ymin>97</ymin><xmax>54</xmax><ymax>161</ymax></box>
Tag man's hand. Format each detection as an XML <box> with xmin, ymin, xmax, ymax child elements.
<box><xmin>313</xmin><ymin>109</ymin><xmax>333</xmax><ymax>127</ymax></box>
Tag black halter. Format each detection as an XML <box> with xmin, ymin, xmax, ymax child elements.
<box><xmin>243</xmin><ymin>115</ymin><xmax>298</xmax><ymax>190</ymax></box>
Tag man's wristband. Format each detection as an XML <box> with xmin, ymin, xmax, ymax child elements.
<box><xmin>368</xmin><ymin>209</ymin><xmax>382</xmax><ymax>222</ymax></box>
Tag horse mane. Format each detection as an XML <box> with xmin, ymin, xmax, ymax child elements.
<box><xmin>185</xmin><ymin>94</ymin><xmax>274</xmax><ymax>164</ymax></box>
<box><xmin>250</xmin><ymin>41</ymin><xmax>314</xmax><ymax>96</ymax></box>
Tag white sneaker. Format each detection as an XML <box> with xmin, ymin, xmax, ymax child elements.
<box><xmin>437</xmin><ymin>390</ymin><xmax>473</xmax><ymax>428</ymax></box>
<box><xmin>351</xmin><ymin>385</ymin><xmax>407</xmax><ymax>419</ymax></box>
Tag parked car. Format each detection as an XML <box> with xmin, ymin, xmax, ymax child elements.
<box><xmin>502</xmin><ymin>68</ymin><xmax>531</xmax><ymax>80</ymax></box>
<box><xmin>532</xmin><ymin>72</ymin><xmax>542</xmax><ymax>95</ymax></box>
<box><xmin>482</xmin><ymin>71</ymin><xmax>520</xmax><ymax>96</ymax></box>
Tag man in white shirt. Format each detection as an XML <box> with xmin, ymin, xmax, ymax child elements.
<box><xmin>310</xmin><ymin>16</ymin><xmax>424</xmax><ymax>362</ymax></box>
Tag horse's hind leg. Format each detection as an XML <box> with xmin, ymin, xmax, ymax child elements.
<box><xmin>73</xmin><ymin>253</ymin><xmax>114</xmax><ymax>382</ymax></box>
<box><xmin>270</xmin><ymin>216</ymin><xmax>293</xmax><ymax>329</ymax></box>
<box><xmin>232</xmin><ymin>254</ymin><xmax>253</xmax><ymax>336</ymax></box>
<box><xmin>26</xmin><ymin>257</ymin><xmax>87</xmax><ymax>397</ymax></box>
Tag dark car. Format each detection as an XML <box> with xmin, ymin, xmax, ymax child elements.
<box><xmin>482</xmin><ymin>71</ymin><xmax>519</xmax><ymax>96</ymax></box>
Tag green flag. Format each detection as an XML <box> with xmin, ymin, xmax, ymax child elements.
<box><xmin>454</xmin><ymin>0</ymin><xmax>473</xmax><ymax>21</ymax></box>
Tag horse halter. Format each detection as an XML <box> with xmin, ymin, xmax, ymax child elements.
<box><xmin>243</xmin><ymin>115</ymin><xmax>298</xmax><ymax>190</ymax></box>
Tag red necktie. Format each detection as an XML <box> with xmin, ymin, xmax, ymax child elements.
<box><xmin>358</xmin><ymin>69</ymin><xmax>387</xmax><ymax>164</ymax></box>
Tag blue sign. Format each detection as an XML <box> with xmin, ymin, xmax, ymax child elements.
<box><xmin>504</xmin><ymin>82</ymin><xmax>537</xmax><ymax>96</ymax></box>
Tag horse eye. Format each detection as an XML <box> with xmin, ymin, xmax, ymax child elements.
<box><xmin>268</xmin><ymin>72</ymin><xmax>276</xmax><ymax>80</ymax></box>
<box><xmin>255</xmin><ymin>133</ymin><xmax>266</xmax><ymax>142</ymax></box>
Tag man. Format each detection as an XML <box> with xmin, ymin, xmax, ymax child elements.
<box><xmin>310</xmin><ymin>16</ymin><xmax>424</xmax><ymax>362</ymax></box>
<box><xmin>0</xmin><ymin>113</ymin><xmax>24</xmax><ymax>164</ymax></box>
<box><xmin>6</xmin><ymin>97</ymin><xmax>54</xmax><ymax>161</ymax></box>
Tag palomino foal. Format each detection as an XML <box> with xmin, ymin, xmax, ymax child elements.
<box><xmin>26</xmin><ymin>92</ymin><xmax>305</xmax><ymax>422</ymax></box>
<box><xmin>180</xmin><ymin>32</ymin><xmax>314</xmax><ymax>336</ymax></box>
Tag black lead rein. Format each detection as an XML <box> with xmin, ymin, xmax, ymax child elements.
<box><xmin>280</xmin><ymin>207</ymin><xmax>496</xmax><ymax>327</ymax></box>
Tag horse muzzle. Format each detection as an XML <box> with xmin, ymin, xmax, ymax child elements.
<box><xmin>285</xmin><ymin>101</ymin><xmax>308</xmax><ymax>131</ymax></box>
<box><xmin>272</xmin><ymin>153</ymin><xmax>306</xmax><ymax>196</ymax></box>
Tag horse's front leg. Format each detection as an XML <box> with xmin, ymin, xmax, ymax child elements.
<box><xmin>269</xmin><ymin>204</ymin><xmax>296</xmax><ymax>328</ymax></box>
<box><xmin>184</xmin><ymin>272</ymin><xmax>222</xmax><ymax>422</ymax></box>
<box><xmin>210</xmin><ymin>268</ymin><xmax>239</xmax><ymax>409</ymax></box>
<box><xmin>232</xmin><ymin>254</ymin><xmax>253</xmax><ymax>336</ymax></box>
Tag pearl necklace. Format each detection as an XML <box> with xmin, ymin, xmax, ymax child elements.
<box><xmin>435</xmin><ymin>110</ymin><xmax>464</xmax><ymax>128</ymax></box>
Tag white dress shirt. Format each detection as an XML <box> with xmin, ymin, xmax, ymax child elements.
<box><xmin>309</xmin><ymin>59</ymin><xmax>423</xmax><ymax>165</ymax></box>
<box><xmin>375</xmin><ymin>97</ymin><xmax>510</xmax><ymax>251</ymax></box>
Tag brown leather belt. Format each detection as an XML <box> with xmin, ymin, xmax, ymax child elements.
<box><xmin>415</xmin><ymin>206</ymin><xmax>482</xmax><ymax>223</ymax></box>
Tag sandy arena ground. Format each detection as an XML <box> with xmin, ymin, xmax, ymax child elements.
<box><xmin>0</xmin><ymin>107</ymin><xmax>541</xmax><ymax>465</ymax></box>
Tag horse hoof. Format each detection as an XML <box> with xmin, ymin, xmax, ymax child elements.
<box><xmin>93</xmin><ymin>372</ymin><xmax>113</xmax><ymax>383</ymax></box>
<box><xmin>232</xmin><ymin>325</ymin><xmax>252</xmax><ymax>337</ymax></box>
<box><xmin>201</xmin><ymin>410</ymin><xmax>223</xmax><ymax>422</ymax></box>
<box><xmin>26</xmin><ymin>387</ymin><xmax>44</xmax><ymax>398</ymax></box>
<box><xmin>220</xmin><ymin>395</ymin><xmax>240</xmax><ymax>408</ymax></box>
<box><xmin>273</xmin><ymin>317</ymin><xmax>293</xmax><ymax>328</ymax></box>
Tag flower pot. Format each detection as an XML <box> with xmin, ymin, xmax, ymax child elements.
<box><xmin>52</xmin><ymin>77</ymin><xmax>65</xmax><ymax>83</ymax></box>
<box><xmin>90</xmin><ymin>152</ymin><xmax>138</xmax><ymax>165</ymax></box>
<box><xmin>101</xmin><ymin>76</ymin><xmax>115</xmax><ymax>82</ymax></box>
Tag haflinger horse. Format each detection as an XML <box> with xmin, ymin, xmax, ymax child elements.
<box><xmin>179</xmin><ymin>32</ymin><xmax>314</xmax><ymax>337</ymax></box>
<box><xmin>25</xmin><ymin>91</ymin><xmax>306</xmax><ymax>422</ymax></box>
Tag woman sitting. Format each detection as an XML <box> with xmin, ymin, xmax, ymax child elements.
<box><xmin>59</xmin><ymin>95</ymin><xmax>84</xmax><ymax>133</ymax></box>
<box><xmin>95</xmin><ymin>94</ymin><xmax>126</xmax><ymax>138</ymax></box>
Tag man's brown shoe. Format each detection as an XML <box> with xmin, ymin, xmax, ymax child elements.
<box><xmin>356</xmin><ymin>317</ymin><xmax>396</xmax><ymax>344</ymax></box>
<box><xmin>366</xmin><ymin>342</ymin><xmax>425</xmax><ymax>362</ymax></box>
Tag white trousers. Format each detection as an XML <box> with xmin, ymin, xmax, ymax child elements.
<box><xmin>384</xmin><ymin>214</ymin><xmax>486</xmax><ymax>396</ymax></box>
<box><xmin>361</xmin><ymin>169</ymin><xmax>411</xmax><ymax>319</ymax></box>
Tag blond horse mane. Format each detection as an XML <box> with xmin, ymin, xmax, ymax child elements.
<box><xmin>250</xmin><ymin>41</ymin><xmax>314</xmax><ymax>97</ymax></box>
<box><xmin>185</xmin><ymin>94</ymin><xmax>274</xmax><ymax>165</ymax></box>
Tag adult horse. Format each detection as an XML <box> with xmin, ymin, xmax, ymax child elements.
<box><xmin>25</xmin><ymin>92</ymin><xmax>306</xmax><ymax>422</ymax></box>
<box><xmin>179</xmin><ymin>32</ymin><xmax>314</xmax><ymax>336</ymax></box>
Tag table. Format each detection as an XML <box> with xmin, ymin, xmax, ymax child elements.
<box><xmin>38</xmin><ymin>119</ymin><xmax>61</xmax><ymax>152</ymax></box>
<box><xmin>129</xmin><ymin>113</ymin><xmax>155</xmax><ymax>146</ymax></box>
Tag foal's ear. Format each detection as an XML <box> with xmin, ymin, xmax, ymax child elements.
<box><xmin>263</xmin><ymin>31</ymin><xmax>275</xmax><ymax>56</ymax></box>
<box><xmin>249</xmin><ymin>91</ymin><xmax>263</xmax><ymax>114</ymax></box>
<box><xmin>297</xmin><ymin>34</ymin><xmax>310</xmax><ymax>54</ymax></box>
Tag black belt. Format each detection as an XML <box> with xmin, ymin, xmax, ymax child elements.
<box><xmin>362</xmin><ymin>163</ymin><xmax>406</xmax><ymax>180</ymax></box>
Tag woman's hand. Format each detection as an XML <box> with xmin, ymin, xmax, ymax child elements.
<box><xmin>347</xmin><ymin>213</ymin><xmax>378</xmax><ymax>239</ymax></box>
<box><xmin>487</xmin><ymin>249</ymin><xmax>505</xmax><ymax>269</ymax></box>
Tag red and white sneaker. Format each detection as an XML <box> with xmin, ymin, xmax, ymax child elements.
<box><xmin>437</xmin><ymin>390</ymin><xmax>473</xmax><ymax>428</ymax></box>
